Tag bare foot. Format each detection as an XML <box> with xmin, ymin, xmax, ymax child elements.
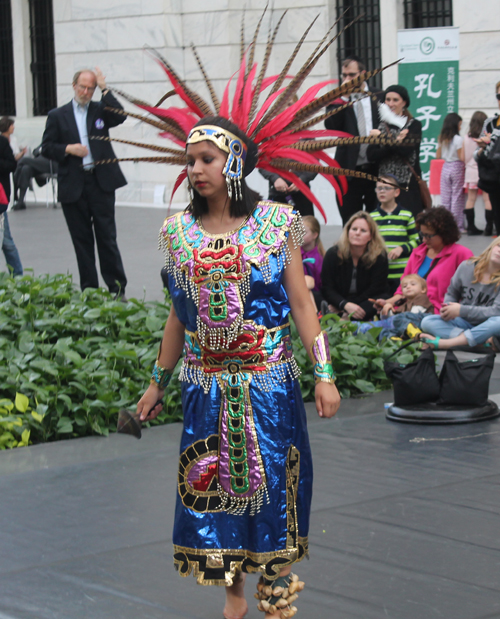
<box><xmin>224</xmin><ymin>572</ymin><xmax>248</xmax><ymax>619</ymax></box>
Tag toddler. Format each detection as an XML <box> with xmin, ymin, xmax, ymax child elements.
<box><xmin>358</xmin><ymin>274</ymin><xmax>434</xmax><ymax>339</ymax></box>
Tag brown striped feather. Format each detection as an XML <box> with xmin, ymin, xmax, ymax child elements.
<box><xmin>103</xmin><ymin>107</ymin><xmax>187</xmax><ymax>142</ymax></box>
<box><xmin>191</xmin><ymin>45</ymin><xmax>219</xmax><ymax>113</ymax></box>
<box><xmin>248</xmin><ymin>10</ymin><xmax>287</xmax><ymax>128</ymax></box>
<box><xmin>90</xmin><ymin>136</ymin><xmax>185</xmax><ymax>155</ymax></box>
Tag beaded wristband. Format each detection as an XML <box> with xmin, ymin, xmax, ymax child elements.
<box><xmin>310</xmin><ymin>331</ymin><xmax>335</xmax><ymax>384</ymax></box>
<box><xmin>151</xmin><ymin>360</ymin><xmax>173</xmax><ymax>389</ymax></box>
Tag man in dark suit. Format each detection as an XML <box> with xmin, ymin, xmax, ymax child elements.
<box><xmin>42</xmin><ymin>67</ymin><xmax>127</xmax><ymax>295</ymax></box>
<box><xmin>325</xmin><ymin>56</ymin><xmax>382</xmax><ymax>225</ymax></box>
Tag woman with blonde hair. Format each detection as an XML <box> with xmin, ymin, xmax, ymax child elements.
<box><xmin>420</xmin><ymin>236</ymin><xmax>500</xmax><ymax>349</ymax></box>
<box><xmin>321</xmin><ymin>211</ymin><xmax>389</xmax><ymax>320</ymax></box>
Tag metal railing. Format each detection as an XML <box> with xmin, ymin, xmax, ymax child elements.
<box><xmin>403</xmin><ymin>0</ymin><xmax>453</xmax><ymax>28</ymax></box>
<box><xmin>335</xmin><ymin>0</ymin><xmax>382</xmax><ymax>90</ymax></box>
<box><xmin>0</xmin><ymin>0</ymin><xmax>16</xmax><ymax>116</ymax></box>
<box><xmin>29</xmin><ymin>0</ymin><xmax>57</xmax><ymax>116</ymax></box>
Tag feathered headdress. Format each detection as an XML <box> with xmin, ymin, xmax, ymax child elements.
<box><xmin>95</xmin><ymin>7</ymin><xmax>410</xmax><ymax>221</ymax></box>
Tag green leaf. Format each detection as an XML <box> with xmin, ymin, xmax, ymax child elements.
<box><xmin>353</xmin><ymin>379</ymin><xmax>377</xmax><ymax>393</ymax></box>
<box><xmin>15</xmin><ymin>392</ymin><xmax>30</xmax><ymax>413</ymax></box>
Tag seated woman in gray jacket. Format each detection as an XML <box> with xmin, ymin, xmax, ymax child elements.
<box><xmin>420</xmin><ymin>237</ymin><xmax>500</xmax><ymax>349</ymax></box>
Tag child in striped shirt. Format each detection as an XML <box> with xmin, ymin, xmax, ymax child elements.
<box><xmin>371</xmin><ymin>174</ymin><xmax>419</xmax><ymax>294</ymax></box>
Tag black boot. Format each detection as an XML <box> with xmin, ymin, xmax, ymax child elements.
<box><xmin>465</xmin><ymin>209</ymin><xmax>483</xmax><ymax>235</ymax></box>
<box><xmin>484</xmin><ymin>209</ymin><xmax>494</xmax><ymax>236</ymax></box>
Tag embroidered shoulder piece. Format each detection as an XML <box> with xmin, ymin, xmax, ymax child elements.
<box><xmin>159</xmin><ymin>201</ymin><xmax>305</xmax><ymax>299</ymax></box>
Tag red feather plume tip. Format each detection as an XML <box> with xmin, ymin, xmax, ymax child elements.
<box><xmin>114</xmin><ymin>10</ymin><xmax>397</xmax><ymax>214</ymax></box>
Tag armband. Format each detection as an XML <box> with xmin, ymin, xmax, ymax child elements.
<box><xmin>310</xmin><ymin>331</ymin><xmax>335</xmax><ymax>384</ymax></box>
<box><xmin>151</xmin><ymin>360</ymin><xmax>172</xmax><ymax>389</ymax></box>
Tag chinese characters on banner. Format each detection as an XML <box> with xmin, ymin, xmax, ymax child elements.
<box><xmin>397</xmin><ymin>28</ymin><xmax>460</xmax><ymax>182</ymax></box>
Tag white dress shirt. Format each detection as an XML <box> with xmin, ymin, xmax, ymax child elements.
<box><xmin>72</xmin><ymin>99</ymin><xmax>94</xmax><ymax>169</ymax></box>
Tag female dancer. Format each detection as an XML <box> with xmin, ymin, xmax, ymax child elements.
<box><xmin>137</xmin><ymin>115</ymin><xmax>340</xmax><ymax>619</ymax></box>
<box><xmin>108</xmin><ymin>10</ymin><xmax>400</xmax><ymax>616</ymax></box>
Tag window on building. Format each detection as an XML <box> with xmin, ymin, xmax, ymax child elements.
<box><xmin>335</xmin><ymin>0</ymin><xmax>382</xmax><ymax>90</ymax></box>
<box><xmin>403</xmin><ymin>0</ymin><xmax>453</xmax><ymax>28</ymax></box>
<box><xmin>0</xmin><ymin>0</ymin><xmax>16</xmax><ymax>116</ymax></box>
<box><xmin>29</xmin><ymin>0</ymin><xmax>57</xmax><ymax>115</ymax></box>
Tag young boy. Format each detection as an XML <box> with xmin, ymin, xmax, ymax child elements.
<box><xmin>358</xmin><ymin>274</ymin><xmax>434</xmax><ymax>339</ymax></box>
<box><xmin>371</xmin><ymin>174</ymin><xmax>420</xmax><ymax>294</ymax></box>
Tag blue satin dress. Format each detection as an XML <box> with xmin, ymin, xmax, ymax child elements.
<box><xmin>160</xmin><ymin>201</ymin><xmax>313</xmax><ymax>586</ymax></box>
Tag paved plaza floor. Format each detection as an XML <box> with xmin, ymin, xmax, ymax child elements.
<box><xmin>2</xmin><ymin>204</ymin><xmax>500</xmax><ymax>618</ymax></box>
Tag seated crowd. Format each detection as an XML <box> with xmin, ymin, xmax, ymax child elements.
<box><xmin>300</xmin><ymin>175</ymin><xmax>499</xmax><ymax>351</ymax></box>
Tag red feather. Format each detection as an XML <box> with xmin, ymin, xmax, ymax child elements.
<box><xmin>135</xmin><ymin>104</ymin><xmax>198</xmax><ymax>135</ymax></box>
<box><xmin>238</xmin><ymin>62</ymin><xmax>258</xmax><ymax>130</ymax></box>
<box><xmin>158</xmin><ymin>132</ymin><xmax>186</xmax><ymax>148</ymax></box>
<box><xmin>231</xmin><ymin>53</ymin><xmax>247</xmax><ymax>126</ymax></box>
<box><xmin>153</xmin><ymin>58</ymin><xmax>205</xmax><ymax>118</ymax></box>
<box><xmin>169</xmin><ymin>168</ymin><xmax>188</xmax><ymax>213</ymax></box>
<box><xmin>248</xmin><ymin>88</ymin><xmax>288</xmax><ymax>135</ymax></box>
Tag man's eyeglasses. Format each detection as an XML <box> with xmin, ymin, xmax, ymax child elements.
<box><xmin>342</xmin><ymin>72</ymin><xmax>359</xmax><ymax>79</ymax></box>
<box><xmin>421</xmin><ymin>232</ymin><xmax>437</xmax><ymax>240</ymax></box>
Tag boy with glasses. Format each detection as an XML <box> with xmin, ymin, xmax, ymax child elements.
<box><xmin>371</xmin><ymin>174</ymin><xmax>419</xmax><ymax>294</ymax></box>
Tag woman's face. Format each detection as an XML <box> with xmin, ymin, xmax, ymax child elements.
<box><xmin>348</xmin><ymin>218</ymin><xmax>372</xmax><ymax>250</ymax></box>
<box><xmin>489</xmin><ymin>241</ymin><xmax>500</xmax><ymax>265</ymax></box>
<box><xmin>186</xmin><ymin>140</ymin><xmax>228</xmax><ymax>202</ymax></box>
<box><xmin>420</xmin><ymin>224</ymin><xmax>444</xmax><ymax>252</ymax></box>
<box><xmin>385</xmin><ymin>92</ymin><xmax>406</xmax><ymax>116</ymax></box>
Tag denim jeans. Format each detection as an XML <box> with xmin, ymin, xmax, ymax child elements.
<box><xmin>2</xmin><ymin>213</ymin><xmax>23</xmax><ymax>276</ymax></box>
<box><xmin>355</xmin><ymin>312</ymin><xmax>426</xmax><ymax>339</ymax></box>
<box><xmin>421</xmin><ymin>314</ymin><xmax>500</xmax><ymax>346</ymax></box>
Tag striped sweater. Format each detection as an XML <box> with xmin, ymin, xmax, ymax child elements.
<box><xmin>371</xmin><ymin>204</ymin><xmax>419</xmax><ymax>281</ymax></box>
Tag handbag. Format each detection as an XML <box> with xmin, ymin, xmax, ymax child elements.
<box><xmin>384</xmin><ymin>342</ymin><xmax>440</xmax><ymax>406</ymax></box>
<box><xmin>0</xmin><ymin>183</ymin><xmax>8</xmax><ymax>215</ymax></box>
<box><xmin>404</xmin><ymin>159</ymin><xmax>432</xmax><ymax>210</ymax></box>
<box><xmin>438</xmin><ymin>350</ymin><xmax>495</xmax><ymax>406</ymax></box>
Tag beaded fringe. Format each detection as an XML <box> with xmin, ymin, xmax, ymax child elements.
<box><xmin>179</xmin><ymin>359</ymin><xmax>301</xmax><ymax>394</ymax></box>
<box><xmin>217</xmin><ymin>482</ymin><xmax>270</xmax><ymax>516</ymax></box>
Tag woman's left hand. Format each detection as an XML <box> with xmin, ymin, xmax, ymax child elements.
<box><xmin>440</xmin><ymin>302</ymin><xmax>460</xmax><ymax>321</ymax></box>
<box><xmin>396</xmin><ymin>128</ymin><xmax>409</xmax><ymax>143</ymax></box>
<box><xmin>315</xmin><ymin>382</ymin><xmax>341</xmax><ymax>418</ymax></box>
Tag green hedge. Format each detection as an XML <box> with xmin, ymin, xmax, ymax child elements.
<box><xmin>0</xmin><ymin>272</ymin><xmax>419</xmax><ymax>449</ymax></box>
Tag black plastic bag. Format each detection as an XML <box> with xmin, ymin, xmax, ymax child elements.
<box><xmin>438</xmin><ymin>351</ymin><xmax>495</xmax><ymax>406</ymax></box>
<box><xmin>384</xmin><ymin>347</ymin><xmax>440</xmax><ymax>406</ymax></box>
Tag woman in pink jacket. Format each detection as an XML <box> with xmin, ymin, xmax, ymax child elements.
<box><xmin>375</xmin><ymin>207</ymin><xmax>473</xmax><ymax>314</ymax></box>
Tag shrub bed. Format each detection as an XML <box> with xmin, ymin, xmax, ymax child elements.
<box><xmin>0</xmin><ymin>273</ymin><xmax>418</xmax><ymax>449</ymax></box>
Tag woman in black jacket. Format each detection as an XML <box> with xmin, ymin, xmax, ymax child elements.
<box><xmin>475</xmin><ymin>80</ymin><xmax>500</xmax><ymax>237</ymax></box>
<box><xmin>367</xmin><ymin>85</ymin><xmax>424</xmax><ymax>217</ymax></box>
<box><xmin>321</xmin><ymin>211</ymin><xmax>389</xmax><ymax>320</ymax></box>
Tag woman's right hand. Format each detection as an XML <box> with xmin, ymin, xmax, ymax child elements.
<box><xmin>369</xmin><ymin>129</ymin><xmax>381</xmax><ymax>137</ymax></box>
<box><xmin>344</xmin><ymin>302</ymin><xmax>366</xmax><ymax>320</ymax></box>
<box><xmin>274</xmin><ymin>178</ymin><xmax>289</xmax><ymax>192</ymax></box>
<box><xmin>137</xmin><ymin>383</ymin><xmax>165</xmax><ymax>422</ymax></box>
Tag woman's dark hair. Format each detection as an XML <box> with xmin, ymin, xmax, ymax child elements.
<box><xmin>0</xmin><ymin>117</ymin><xmax>14</xmax><ymax>134</ymax></box>
<box><xmin>438</xmin><ymin>112</ymin><xmax>462</xmax><ymax>144</ymax></box>
<box><xmin>416</xmin><ymin>206</ymin><xmax>460</xmax><ymax>246</ymax></box>
<box><xmin>468</xmin><ymin>111</ymin><xmax>487</xmax><ymax>139</ymax></box>
<box><xmin>186</xmin><ymin>116</ymin><xmax>261</xmax><ymax>219</ymax></box>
